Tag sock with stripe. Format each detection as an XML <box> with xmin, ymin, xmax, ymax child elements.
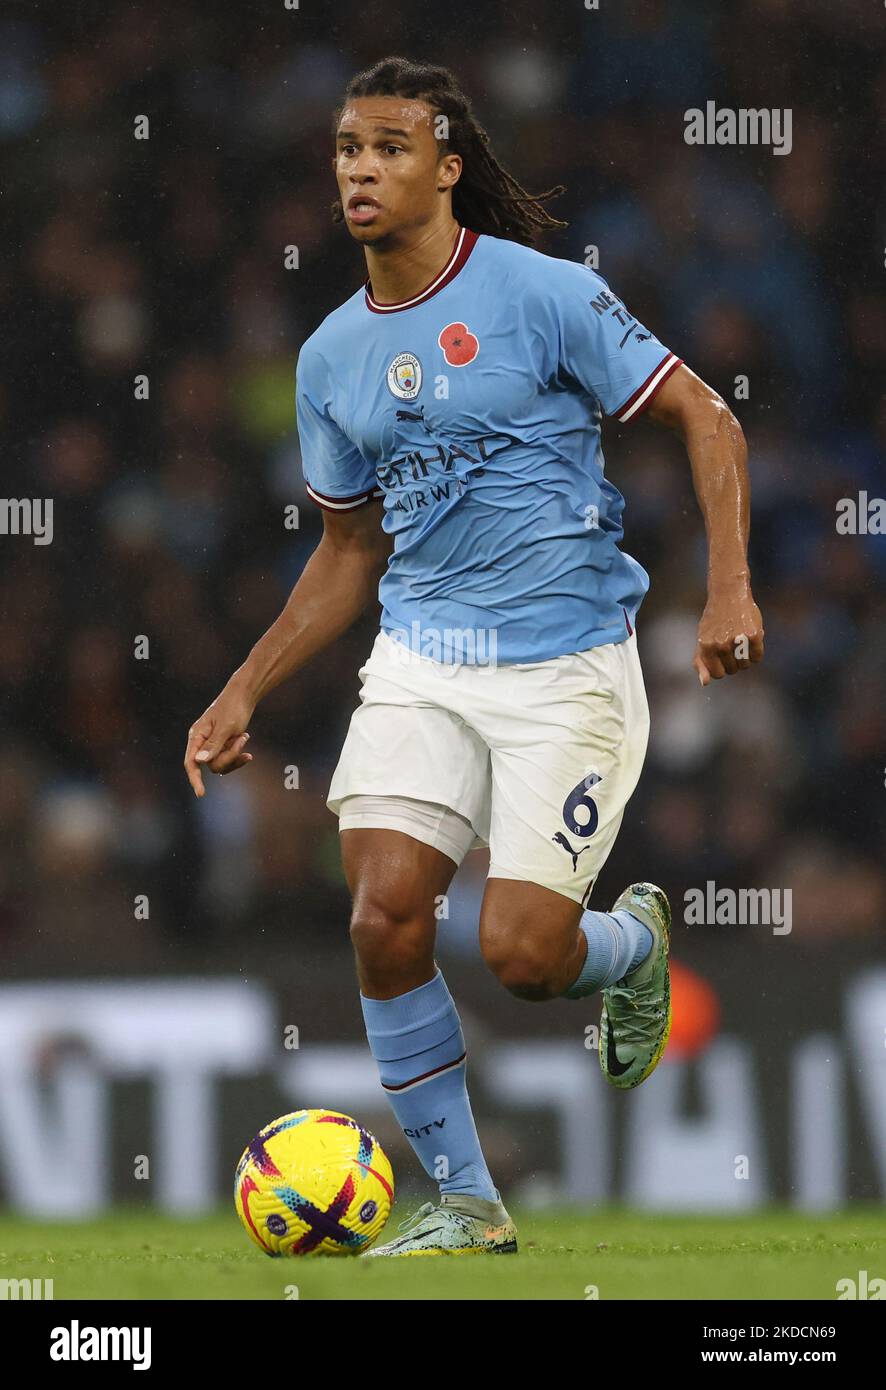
<box><xmin>360</xmin><ymin>968</ymin><xmax>498</xmax><ymax>1202</ymax></box>
<box><xmin>562</xmin><ymin>909</ymin><xmax>654</xmax><ymax>999</ymax></box>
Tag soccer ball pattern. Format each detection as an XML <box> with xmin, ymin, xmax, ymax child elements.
<box><xmin>234</xmin><ymin>1110</ymin><xmax>394</xmax><ymax>1256</ymax></box>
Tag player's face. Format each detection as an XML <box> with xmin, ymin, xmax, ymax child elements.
<box><xmin>334</xmin><ymin>97</ymin><xmax>460</xmax><ymax>244</ymax></box>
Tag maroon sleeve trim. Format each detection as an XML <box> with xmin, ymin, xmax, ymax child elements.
<box><xmin>305</xmin><ymin>483</ymin><xmax>383</xmax><ymax>513</ymax></box>
<box><xmin>612</xmin><ymin>353</ymin><xmax>683</xmax><ymax>423</ymax></box>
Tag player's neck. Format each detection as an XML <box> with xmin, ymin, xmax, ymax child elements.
<box><xmin>364</xmin><ymin>219</ymin><xmax>461</xmax><ymax>306</ymax></box>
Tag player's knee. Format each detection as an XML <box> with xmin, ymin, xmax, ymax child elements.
<box><xmin>481</xmin><ymin>927</ymin><xmax>558</xmax><ymax>1002</ymax></box>
<box><xmin>348</xmin><ymin>900</ymin><xmax>429</xmax><ymax>974</ymax></box>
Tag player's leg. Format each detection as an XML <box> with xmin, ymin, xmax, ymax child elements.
<box><xmin>325</xmin><ymin>631</ymin><xmax>514</xmax><ymax>1252</ymax></box>
<box><xmin>340</xmin><ymin>820</ymin><xmax>452</xmax><ymax>998</ymax></box>
<box><xmin>475</xmin><ymin>631</ymin><xmax>672</xmax><ymax>1088</ymax></box>
<box><xmin>479</xmin><ymin>874</ymin><xmax>653</xmax><ymax>1002</ymax></box>
<box><xmin>339</xmin><ymin>812</ymin><xmax>493</xmax><ymax>1199</ymax></box>
<box><xmin>340</xmin><ymin>808</ymin><xmax>516</xmax><ymax>1256</ymax></box>
<box><xmin>480</xmin><ymin>876</ymin><xmax>670</xmax><ymax>1091</ymax></box>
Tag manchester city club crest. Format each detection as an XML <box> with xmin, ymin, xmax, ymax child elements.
<box><xmin>386</xmin><ymin>351</ymin><xmax>422</xmax><ymax>400</ymax></box>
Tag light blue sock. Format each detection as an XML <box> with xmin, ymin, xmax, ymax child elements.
<box><xmin>563</xmin><ymin>909</ymin><xmax>654</xmax><ymax>999</ymax></box>
<box><xmin>361</xmin><ymin>969</ymin><xmax>498</xmax><ymax>1202</ymax></box>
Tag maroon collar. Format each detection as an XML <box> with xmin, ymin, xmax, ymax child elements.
<box><xmin>364</xmin><ymin>226</ymin><xmax>479</xmax><ymax>314</ymax></box>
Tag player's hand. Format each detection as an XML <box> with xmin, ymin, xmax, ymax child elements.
<box><xmin>184</xmin><ymin>679</ymin><xmax>256</xmax><ymax>797</ymax></box>
<box><xmin>693</xmin><ymin>585</ymin><xmax>764</xmax><ymax>686</ymax></box>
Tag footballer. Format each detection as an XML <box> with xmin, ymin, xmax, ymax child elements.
<box><xmin>184</xmin><ymin>58</ymin><xmax>764</xmax><ymax>1256</ymax></box>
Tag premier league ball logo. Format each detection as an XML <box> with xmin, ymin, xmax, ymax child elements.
<box><xmin>386</xmin><ymin>351</ymin><xmax>422</xmax><ymax>400</ymax></box>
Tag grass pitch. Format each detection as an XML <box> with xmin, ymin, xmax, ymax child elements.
<box><xmin>2</xmin><ymin>1206</ymin><xmax>884</xmax><ymax>1300</ymax></box>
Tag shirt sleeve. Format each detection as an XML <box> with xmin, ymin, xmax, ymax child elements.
<box><xmin>549</xmin><ymin>262</ymin><xmax>683</xmax><ymax>423</ymax></box>
<box><xmin>295</xmin><ymin>344</ymin><xmax>382</xmax><ymax>511</ymax></box>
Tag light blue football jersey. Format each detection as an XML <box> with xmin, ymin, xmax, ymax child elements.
<box><xmin>295</xmin><ymin>226</ymin><xmax>682</xmax><ymax>664</ymax></box>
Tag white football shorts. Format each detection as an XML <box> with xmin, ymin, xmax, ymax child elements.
<box><xmin>329</xmin><ymin>629</ymin><xmax>650</xmax><ymax>906</ymax></box>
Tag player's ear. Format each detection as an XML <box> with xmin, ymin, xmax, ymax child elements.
<box><xmin>437</xmin><ymin>153</ymin><xmax>462</xmax><ymax>191</ymax></box>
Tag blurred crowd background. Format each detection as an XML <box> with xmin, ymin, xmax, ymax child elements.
<box><xmin>2</xmin><ymin>0</ymin><xmax>884</xmax><ymax>979</ymax></box>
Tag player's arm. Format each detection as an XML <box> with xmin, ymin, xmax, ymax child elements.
<box><xmin>644</xmin><ymin>363</ymin><xmax>764</xmax><ymax>686</ymax></box>
<box><xmin>183</xmin><ymin>501</ymin><xmax>391</xmax><ymax>797</ymax></box>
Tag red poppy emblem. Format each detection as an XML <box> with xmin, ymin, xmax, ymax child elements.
<box><xmin>438</xmin><ymin>321</ymin><xmax>479</xmax><ymax>366</ymax></box>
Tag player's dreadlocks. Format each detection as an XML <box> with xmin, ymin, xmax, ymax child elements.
<box><xmin>331</xmin><ymin>57</ymin><xmax>568</xmax><ymax>247</ymax></box>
